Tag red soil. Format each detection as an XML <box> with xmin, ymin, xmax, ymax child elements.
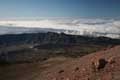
<box><xmin>0</xmin><ymin>45</ymin><xmax>120</xmax><ymax>80</ymax></box>
<box><xmin>40</xmin><ymin>45</ymin><xmax>120</xmax><ymax>80</ymax></box>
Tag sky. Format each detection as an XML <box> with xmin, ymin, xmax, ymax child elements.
<box><xmin>0</xmin><ymin>0</ymin><xmax>120</xmax><ymax>19</ymax></box>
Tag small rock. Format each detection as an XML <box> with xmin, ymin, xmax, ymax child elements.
<box><xmin>108</xmin><ymin>57</ymin><xmax>115</xmax><ymax>64</ymax></box>
<box><xmin>91</xmin><ymin>58</ymin><xmax>108</xmax><ymax>71</ymax></box>
<box><xmin>74</xmin><ymin>67</ymin><xmax>79</xmax><ymax>71</ymax></box>
<box><xmin>97</xmin><ymin>58</ymin><xmax>108</xmax><ymax>70</ymax></box>
<box><xmin>91</xmin><ymin>62</ymin><xmax>97</xmax><ymax>72</ymax></box>
<box><xmin>58</xmin><ymin>70</ymin><xmax>64</xmax><ymax>74</ymax></box>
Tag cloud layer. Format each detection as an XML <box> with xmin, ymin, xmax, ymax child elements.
<box><xmin>0</xmin><ymin>18</ymin><xmax>120</xmax><ymax>38</ymax></box>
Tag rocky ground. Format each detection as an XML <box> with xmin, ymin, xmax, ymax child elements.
<box><xmin>0</xmin><ymin>45</ymin><xmax>120</xmax><ymax>80</ymax></box>
<box><xmin>40</xmin><ymin>45</ymin><xmax>120</xmax><ymax>80</ymax></box>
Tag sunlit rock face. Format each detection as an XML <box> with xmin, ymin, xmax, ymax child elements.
<box><xmin>0</xmin><ymin>18</ymin><xmax>120</xmax><ymax>38</ymax></box>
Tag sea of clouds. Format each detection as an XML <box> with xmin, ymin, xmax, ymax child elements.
<box><xmin>0</xmin><ymin>18</ymin><xmax>120</xmax><ymax>38</ymax></box>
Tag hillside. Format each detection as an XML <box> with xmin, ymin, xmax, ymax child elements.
<box><xmin>0</xmin><ymin>32</ymin><xmax>120</xmax><ymax>46</ymax></box>
<box><xmin>0</xmin><ymin>45</ymin><xmax>120</xmax><ymax>80</ymax></box>
<box><xmin>40</xmin><ymin>45</ymin><xmax>120</xmax><ymax>80</ymax></box>
<box><xmin>0</xmin><ymin>32</ymin><xmax>120</xmax><ymax>63</ymax></box>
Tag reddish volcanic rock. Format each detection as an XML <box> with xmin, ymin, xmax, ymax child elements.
<box><xmin>0</xmin><ymin>45</ymin><xmax>120</xmax><ymax>80</ymax></box>
<box><xmin>40</xmin><ymin>45</ymin><xmax>120</xmax><ymax>80</ymax></box>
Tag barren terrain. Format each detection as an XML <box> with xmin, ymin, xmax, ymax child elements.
<box><xmin>0</xmin><ymin>45</ymin><xmax>120</xmax><ymax>80</ymax></box>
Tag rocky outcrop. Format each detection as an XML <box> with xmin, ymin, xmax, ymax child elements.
<box><xmin>91</xmin><ymin>58</ymin><xmax>108</xmax><ymax>71</ymax></box>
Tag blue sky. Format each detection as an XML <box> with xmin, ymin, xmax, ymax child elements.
<box><xmin>0</xmin><ymin>0</ymin><xmax>120</xmax><ymax>19</ymax></box>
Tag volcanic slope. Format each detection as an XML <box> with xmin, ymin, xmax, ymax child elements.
<box><xmin>40</xmin><ymin>45</ymin><xmax>120</xmax><ymax>80</ymax></box>
<box><xmin>0</xmin><ymin>45</ymin><xmax>120</xmax><ymax>80</ymax></box>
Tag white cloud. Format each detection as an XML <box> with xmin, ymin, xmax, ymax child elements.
<box><xmin>0</xmin><ymin>18</ymin><xmax>120</xmax><ymax>38</ymax></box>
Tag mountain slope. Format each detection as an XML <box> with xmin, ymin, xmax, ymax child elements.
<box><xmin>0</xmin><ymin>45</ymin><xmax>120</xmax><ymax>80</ymax></box>
<box><xmin>41</xmin><ymin>45</ymin><xmax>120</xmax><ymax>80</ymax></box>
<box><xmin>0</xmin><ymin>32</ymin><xmax>120</xmax><ymax>63</ymax></box>
<box><xmin>0</xmin><ymin>32</ymin><xmax>120</xmax><ymax>46</ymax></box>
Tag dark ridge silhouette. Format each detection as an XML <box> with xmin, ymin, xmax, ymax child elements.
<box><xmin>0</xmin><ymin>32</ymin><xmax>120</xmax><ymax>46</ymax></box>
<box><xmin>0</xmin><ymin>32</ymin><xmax>120</xmax><ymax>64</ymax></box>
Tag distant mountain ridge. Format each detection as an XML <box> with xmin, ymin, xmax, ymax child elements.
<box><xmin>0</xmin><ymin>32</ymin><xmax>120</xmax><ymax>63</ymax></box>
<box><xmin>0</xmin><ymin>32</ymin><xmax>120</xmax><ymax>46</ymax></box>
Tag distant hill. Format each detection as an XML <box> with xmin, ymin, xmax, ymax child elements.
<box><xmin>0</xmin><ymin>32</ymin><xmax>120</xmax><ymax>46</ymax></box>
<box><xmin>0</xmin><ymin>32</ymin><xmax>120</xmax><ymax>63</ymax></box>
